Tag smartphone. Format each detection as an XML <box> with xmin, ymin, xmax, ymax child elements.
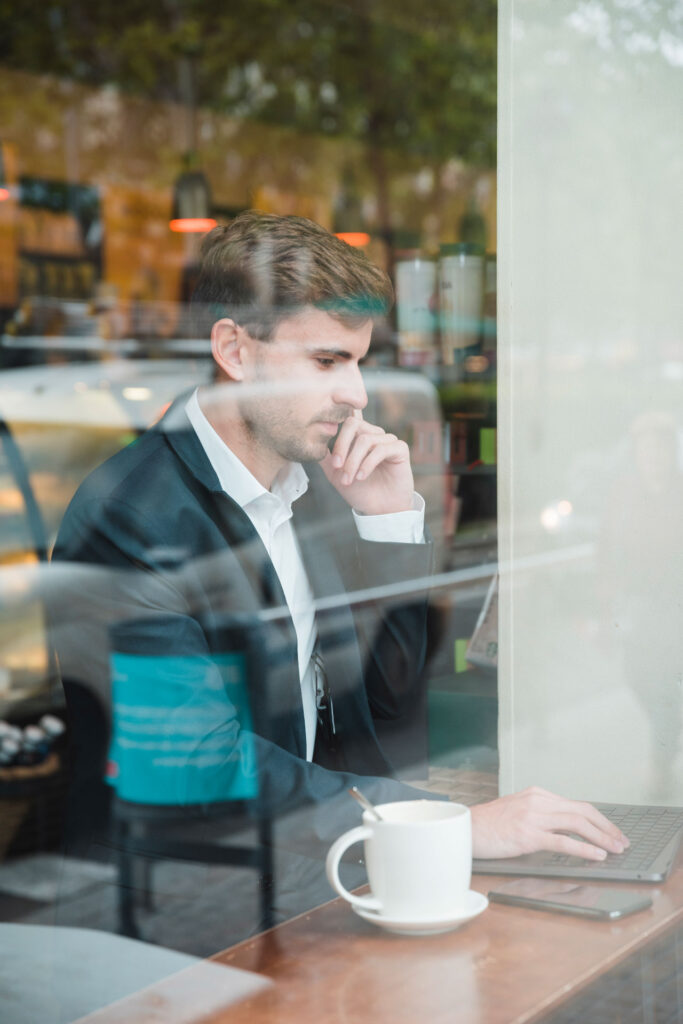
<box><xmin>488</xmin><ymin>879</ymin><xmax>652</xmax><ymax>920</ymax></box>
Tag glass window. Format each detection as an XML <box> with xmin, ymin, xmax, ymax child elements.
<box><xmin>1</xmin><ymin>3</ymin><xmax>679</xmax><ymax>1021</ymax></box>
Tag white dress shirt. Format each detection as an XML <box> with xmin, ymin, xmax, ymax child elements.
<box><xmin>185</xmin><ymin>389</ymin><xmax>424</xmax><ymax>759</ymax></box>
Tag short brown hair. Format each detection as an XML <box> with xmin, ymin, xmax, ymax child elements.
<box><xmin>191</xmin><ymin>210</ymin><xmax>393</xmax><ymax>340</ymax></box>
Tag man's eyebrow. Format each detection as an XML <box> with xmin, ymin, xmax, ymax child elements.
<box><xmin>306</xmin><ymin>346</ymin><xmax>353</xmax><ymax>360</ymax></box>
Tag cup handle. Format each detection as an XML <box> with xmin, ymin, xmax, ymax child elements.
<box><xmin>326</xmin><ymin>825</ymin><xmax>381</xmax><ymax>912</ymax></box>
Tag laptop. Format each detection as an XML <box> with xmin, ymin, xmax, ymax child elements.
<box><xmin>473</xmin><ymin>803</ymin><xmax>683</xmax><ymax>883</ymax></box>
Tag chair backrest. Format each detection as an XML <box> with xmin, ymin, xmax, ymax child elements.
<box><xmin>107</xmin><ymin>614</ymin><xmax>264</xmax><ymax>810</ymax></box>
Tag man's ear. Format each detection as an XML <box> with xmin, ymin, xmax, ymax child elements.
<box><xmin>211</xmin><ymin>318</ymin><xmax>247</xmax><ymax>381</ymax></box>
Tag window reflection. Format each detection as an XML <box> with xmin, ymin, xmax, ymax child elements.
<box><xmin>1</xmin><ymin>3</ymin><xmax>678</xmax><ymax>1023</ymax></box>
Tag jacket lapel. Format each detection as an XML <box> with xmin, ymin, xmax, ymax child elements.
<box><xmin>160</xmin><ymin>401</ymin><xmax>306</xmax><ymax>758</ymax></box>
<box><xmin>160</xmin><ymin>396</ymin><xmax>287</xmax><ymax>608</ymax></box>
<box><xmin>292</xmin><ymin>471</ymin><xmax>376</xmax><ymax>770</ymax></box>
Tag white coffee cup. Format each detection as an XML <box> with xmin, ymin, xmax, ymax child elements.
<box><xmin>326</xmin><ymin>799</ymin><xmax>471</xmax><ymax>920</ymax></box>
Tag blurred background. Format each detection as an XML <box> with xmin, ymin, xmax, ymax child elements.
<box><xmin>0</xmin><ymin>0</ymin><xmax>499</xmax><ymax>956</ymax></box>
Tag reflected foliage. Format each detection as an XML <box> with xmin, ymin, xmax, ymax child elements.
<box><xmin>0</xmin><ymin>0</ymin><xmax>496</xmax><ymax>164</ymax></box>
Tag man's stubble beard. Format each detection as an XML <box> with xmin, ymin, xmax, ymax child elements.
<box><xmin>240</xmin><ymin>398</ymin><xmax>329</xmax><ymax>465</ymax></box>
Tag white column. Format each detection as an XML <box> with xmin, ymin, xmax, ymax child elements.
<box><xmin>498</xmin><ymin>0</ymin><xmax>683</xmax><ymax>803</ymax></box>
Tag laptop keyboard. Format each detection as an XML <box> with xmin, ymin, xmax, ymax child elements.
<box><xmin>548</xmin><ymin>805</ymin><xmax>683</xmax><ymax>870</ymax></box>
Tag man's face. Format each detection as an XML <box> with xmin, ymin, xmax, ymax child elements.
<box><xmin>237</xmin><ymin>306</ymin><xmax>371</xmax><ymax>466</ymax></box>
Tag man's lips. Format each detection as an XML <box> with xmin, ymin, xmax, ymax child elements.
<box><xmin>314</xmin><ymin>420</ymin><xmax>343</xmax><ymax>436</ymax></box>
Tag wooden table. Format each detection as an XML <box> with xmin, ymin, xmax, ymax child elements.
<box><xmin>84</xmin><ymin>845</ymin><xmax>683</xmax><ymax>1024</ymax></box>
<box><xmin>212</xmin><ymin>861</ymin><xmax>683</xmax><ymax>1024</ymax></box>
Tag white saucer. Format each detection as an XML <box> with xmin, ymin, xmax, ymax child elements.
<box><xmin>352</xmin><ymin>890</ymin><xmax>488</xmax><ymax>936</ymax></box>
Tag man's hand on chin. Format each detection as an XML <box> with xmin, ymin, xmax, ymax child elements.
<box><xmin>320</xmin><ymin>410</ymin><xmax>415</xmax><ymax>515</ymax></box>
<box><xmin>470</xmin><ymin>787</ymin><xmax>630</xmax><ymax>861</ymax></box>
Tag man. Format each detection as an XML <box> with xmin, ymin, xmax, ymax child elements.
<box><xmin>52</xmin><ymin>212</ymin><xmax>627</xmax><ymax>929</ymax></box>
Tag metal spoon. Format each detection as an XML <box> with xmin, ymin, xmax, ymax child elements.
<box><xmin>348</xmin><ymin>786</ymin><xmax>384</xmax><ymax>821</ymax></box>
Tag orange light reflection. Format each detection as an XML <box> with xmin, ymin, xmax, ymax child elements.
<box><xmin>169</xmin><ymin>218</ymin><xmax>217</xmax><ymax>233</ymax></box>
<box><xmin>335</xmin><ymin>232</ymin><xmax>370</xmax><ymax>247</ymax></box>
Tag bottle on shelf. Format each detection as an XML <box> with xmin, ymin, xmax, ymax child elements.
<box><xmin>438</xmin><ymin>242</ymin><xmax>484</xmax><ymax>367</ymax></box>
<box><xmin>394</xmin><ymin>247</ymin><xmax>438</xmax><ymax>367</ymax></box>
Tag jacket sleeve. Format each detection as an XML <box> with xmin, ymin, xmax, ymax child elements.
<box><xmin>303</xmin><ymin>463</ymin><xmax>434</xmax><ymax>726</ymax></box>
<box><xmin>351</xmin><ymin>534</ymin><xmax>433</xmax><ymax>722</ymax></box>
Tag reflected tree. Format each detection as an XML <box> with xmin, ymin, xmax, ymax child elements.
<box><xmin>0</xmin><ymin>0</ymin><xmax>497</xmax><ymax>240</ymax></box>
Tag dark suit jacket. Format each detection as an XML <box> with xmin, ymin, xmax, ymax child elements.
<box><xmin>51</xmin><ymin>397</ymin><xmax>437</xmax><ymax>854</ymax></box>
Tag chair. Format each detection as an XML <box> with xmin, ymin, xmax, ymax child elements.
<box><xmin>113</xmin><ymin>798</ymin><xmax>274</xmax><ymax>940</ymax></box>
<box><xmin>62</xmin><ymin>614</ymin><xmax>275</xmax><ymax>941</ymax></box>
<box><xmin>2</xmin><ymin>413</ymin><xmax>275</xmax><ymax>938</ymax></box>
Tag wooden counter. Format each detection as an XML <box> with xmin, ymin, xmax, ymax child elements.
<box><xmin>78</xmin><ymin>772</ymin><xmax>683</xmax><ymax>1023</ymax></box>
<box><xmin>211</xmin><ymin>856</ymin><xmax>683</xmax><ymax>1024</ymax></box>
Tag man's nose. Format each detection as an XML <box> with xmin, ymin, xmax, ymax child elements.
<box><xmin>332</xmin><ymin>364</ymin><xmax>368</xmax><ymax>411</ymax></box>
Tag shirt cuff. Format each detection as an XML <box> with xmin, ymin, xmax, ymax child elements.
<box><xmin>352</xmin><ymin>493</ymin><xmax>426</xmax><ymax>544</ymax></box>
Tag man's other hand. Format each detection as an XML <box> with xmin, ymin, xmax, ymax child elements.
<box><xmin>321</xmin><ymin>411</ymin><xmax>415</xmax><ymax>515</ymax></box>
<box><xmin>470</xmin><ymin>787</ymin><xmax>630</xmax><ymax>861</ymax></box>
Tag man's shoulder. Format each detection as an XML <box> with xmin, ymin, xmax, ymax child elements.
<box><xmin>56</xmin><ymin>426</ymin><xmax>197</xmax><ymax>554</ymax></box>
<box><xmin>69</xmin><ymin>428</ymin><xmax>173</xmax><ymax>513</ymax></box>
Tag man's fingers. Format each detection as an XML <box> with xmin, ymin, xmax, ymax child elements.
<box><xmin>355</xmin><ymin>438</ymin><xmax>410</xmax><ymax>482</ymax></box>
<box><xmin>576</xmin><ymin>802</ymin><xmax>629</xmax><ymax>846</ymax></box>
<box><xmin>339</xmin><ymin>432</ymin><xmax>397</xmax><ymax>484</ymax></box>
<box><xmin>543</xmin><ymin>813</ymin><xmax>626</xmax><ymax>854</ymax></box>
<box><xmin>541</xmin><ymin>831</ymin><xmax>611</xmax><ymax>863</ymax></box>
<box><xmin>331</xmin><ymin>417</ymin><xmax>382</xmax><ymax>468</ymax></box>
<box><xmin>546</xmin><ymin>797</ymin><xmax>629</xmax><ymax>847</ymax></box>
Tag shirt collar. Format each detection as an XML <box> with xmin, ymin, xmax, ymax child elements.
<box><xmin>184</xmin><ymin>388</ymin><xmax>309</xmax><ymax>512</ymax></box>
